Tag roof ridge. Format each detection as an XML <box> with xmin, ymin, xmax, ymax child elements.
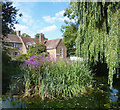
<box><xmin>21</xmin><ymin>36</ymin><xmax>37</xmax><ymax>39</ymax></box>
<box><xmin>47</xmin><ymin>38</ymin><xmax>62</xmax><ymax>41</ymax></box>
<box><xmin>8</xmin><ymin>34</ymin><xmax>17</xmax><ymax>36</ymax></box>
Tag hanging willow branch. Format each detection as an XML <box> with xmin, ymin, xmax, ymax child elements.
<box><xmin>72</xmin><ymin>1</ymin><xmax>120</xmax><ymax>88</ymax></box>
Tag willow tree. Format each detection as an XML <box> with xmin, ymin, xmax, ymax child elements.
<box><xmin>70</xmin><ymin>1</ymin><xmax>120</xmax><ymax>88</ymax></box>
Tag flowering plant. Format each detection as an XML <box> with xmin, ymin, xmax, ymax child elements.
<box><xmin>20</xmin><ymin>54</ymin><xmax>93</xmax><ymax>100</ymax></box>
<box><xmin>24</xmin><ymin>54</ymin><xmax>54</xmax><ymax>69</ymax></box>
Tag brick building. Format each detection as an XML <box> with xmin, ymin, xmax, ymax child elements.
<box><xmin>2</xmin><ymin>31</ymin><xmax>67</xmax><ymax>60</ymax></box>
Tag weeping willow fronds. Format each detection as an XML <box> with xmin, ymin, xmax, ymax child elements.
<box><xmin>73</xmin><ymin>2</ymin><xmax>120</xmax><ymax>88</ymax></box>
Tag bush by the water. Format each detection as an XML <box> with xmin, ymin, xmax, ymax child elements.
<box><xmin>26</xmin><ymin>43</ymin><xmax>48</xmax><ymax>59</ymax></box>
<box><xmin>10</xmin><ymin>54</ymin><xmax>94</xmax><ymax>100</ymax></box>
<box><xmin>15</xmin><ymin>54</ymin><xmax>27</xmax><ymax>62</ymax></box>
<box><xmin>2</xmin><ymin>50</ymin><xmax>21</xmax><ymax>94</ymax></box>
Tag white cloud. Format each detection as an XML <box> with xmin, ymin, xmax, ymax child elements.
<box><xmin>14</xmin><ymin>24</ymin><xmax>36</xmax><ymax>38</ymax></box>
<box><xmin>43</xmin><ymin>16</ymin><xmax>56</xmax><ymax>23</ymax></box>
<box><xmin>56</xmin><ymin>10</ymin><xmax>65</xmax><ymax>17</ymax></box>
<box><xmin>40</xmin><ymin>25</ymin><xmax>57</xmax><ymax>33</ymax></box>
<box><xmin>43</xmin><ymin>10</ymin><xmax>65</xmax><ymax>23</ymax></box>
<box><xmin>57</xmin><ymin>16</ymin><xmax>70</xmax><ymax>22</ymax></box>
<box><xmin>14</xmin><ymin>24</ymin><xmax>28</xmax><ymax>30</ymax></box>
<box><xmin>43</xmin><ymin>10</ymin><xmax>75</xmax><ymax>23</ymax></box>
<box><xmin>21</xmin><ymin>13</ymin><xmax>34</xmax><ymax>26</ymax></box>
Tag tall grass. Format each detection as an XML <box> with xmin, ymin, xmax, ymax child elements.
<box><xmin>20</xmin><ymin>54</ymin><xmax>93</xmax><ymax>100</ymax></box>
<box><xmin>10</xmin><ymin>54</ymin><xmax>94</xmax><ymax>100</ymax></box>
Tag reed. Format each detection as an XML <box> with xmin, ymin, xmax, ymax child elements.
<box><xmin>21</xmin><ymin>54</ymin><xmax>93</xmax><ymax>100</ymax></box>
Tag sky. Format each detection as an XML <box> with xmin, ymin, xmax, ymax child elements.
<box><xmin>11</xmin><ymin>1</ymin><xmax>71</xmax><ymax>40</ymax></box>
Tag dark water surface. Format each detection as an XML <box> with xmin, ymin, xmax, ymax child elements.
<box><xmin>1</xmin><ymin>76</ymin><xmax>120</xmax><ymax>109</ymax></box>
<box><xmin>1</xmin><ymin>87</ymin><xmax>119</xmax><ymax>109</ymax></box>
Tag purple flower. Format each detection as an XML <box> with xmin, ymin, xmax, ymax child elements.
<box><xmin>22</xmin><ymin>54</ymin><xmax>54</xmax><ymax>70</ymax></box>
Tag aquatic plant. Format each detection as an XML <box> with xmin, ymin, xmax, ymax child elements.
<box><xmin>21</xmin><ymin>54</ymin><xmax>93</xmax><ymax>100</ymax></box>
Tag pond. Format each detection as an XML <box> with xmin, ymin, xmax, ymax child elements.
<box><xmin>1</xmin><ymin>87</ymin><xmax>120</xmax><ymax>109</ymax></box>
<box><xmin>1</xmin><ymin>96</ymin><xmax>25</xmax><ymax>109</ymax></box>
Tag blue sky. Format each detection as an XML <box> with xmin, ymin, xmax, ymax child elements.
<box><xmin>12</xmin><ymin>1</ymin><xmax>71</xmax><ymax>40</ymax></box>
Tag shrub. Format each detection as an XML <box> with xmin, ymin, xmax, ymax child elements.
<box><xmin>26</xmin><ymin>43</ymin><xmax>47</xmax><ymax>58</ymax></box>
<box><xmin>15</xmin><ymin>54</ymin><xmax>27</xmax><ymax>62</ymax></box>
<box><xmin>2</xmin><ymin>50</ymin><xmax>21</xmax><ymax>94</ymax></box>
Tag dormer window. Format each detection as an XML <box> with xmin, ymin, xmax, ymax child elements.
<box><xmin>32</xmin><ymin>42</ymin><xmax>36</xmax><ymax>45</ymax></box>
<box><xmin>27</xmin><ymin>42</ymin><xmax>32</xmax><ymax>48</ymax></box>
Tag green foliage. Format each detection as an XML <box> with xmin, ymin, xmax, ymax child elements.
<box><xmin>22</xmin><ymin>33</ymin><xmax>31</xmax><ymax>38</ymax></box>
<box><xmin>2</xmin><ymin>49</ymin><xmax>21</xmax><ymax>94</ymax></box>
<box><xmin>25</xmin><ymin>90</ymin><xmax>109</xmax><ymax>109</ymax></box>
<box><xmin>61</xmin><ymin>24</ymin><xmax>78</xmax><ymax>56</ymax></box>
<box><xmin>27</xmin><ymin>43</ymin><xmax>47</xmax><ymax>58</ymax></box>
<box><xmin>35</xmin><ymin>33</ymin><xmax>48</xmax><ymax>40</ymax></box>
<box><xmin>9</xmin><ymin>29</ymin><xmax>17</xmax><ymax>35</ymax></box>
<box><xmin>16</xmin><ymin>58</ymin><xmax>93</xmax><ymax>99</ymax></box>
<box><xmin>2</xmin><ymin>49</ymin><xmax>11</xmax><ymax>64</ymax></box>
<box><xmin>69</xmin><ymin>2</ymin><xmax>120</xmax><ymax>88</ymax></box>
<box><xmin>15</xmin><ymin>54</ymin><xmax>27</xmax><ymax>62</ymax></box>
<box><xmin>61</xmin><ymin>6</ymin><xmax>78</xmax><ymax>57</ymax></box>
<box><xmin>1</xmin><ymin>1</ymin><xmax>22</xmax><ymax>37</ymax></box>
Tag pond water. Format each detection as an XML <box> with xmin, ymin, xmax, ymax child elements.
<box><xmin>1</xmin><ymin>96</ymin><xmax>25</xmax><ymax>109</ymax></box>
<box><xmin>1</xmin><ymin>88</ymin><xmax>119</xmax><ymax>109</ymax></box>
<box><xmin>109</xmin><ymin>88</ymin><xmax>119</xmax><ymax>102</ymax></box>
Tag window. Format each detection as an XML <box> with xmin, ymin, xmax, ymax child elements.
<box><xmin>13</xmin><ymin>43</ymin><xmax>18</xmax><ymax>48</ymax></box>
<box><xmin>13</xmin><ymin>52</ymin><xmax>19</xmax><ymax>56</ymax></box>
<box><xmin>60</xmin><ymin>48</ymin><xmax>63</xmax><ymax>58</ymax></box>
<box><xmin>27</xmin><ymin>42</ymin><xmax>32</xmax><ymax>48</ymax></box>
<box><xmin>32</xmin><ymin>42</ymin><xmax>36</xmax><ymax>47</ymax></box>
<box><xmin>32</xmin><ymin>42</ymin><xmax>36</xmax><ymax>45</ymax></box>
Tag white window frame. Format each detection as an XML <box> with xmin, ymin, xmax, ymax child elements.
<box><xmin>13</xmin><ymin>43</ymin><xmax>18</xmax><ymax>48</ymax></box>
<box><xmin>60</xmin><ymin>47</ymin><xmax>63</xmax><ymax>58</ymax></box>
<box><xmin>32</xmin><ymin>42</ymin><xmax>36</xmax><ymax>47</ymax></box>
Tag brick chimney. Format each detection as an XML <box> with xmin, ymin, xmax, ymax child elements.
<box><xmin>39</xmin><ymin>33</ymin><xmax>44</xmax><ymax>43</ymax></box>
<box><xmin>16</xmin><ymin>30</ymin><xmax>21</xmax><ymax>37</ymax></box>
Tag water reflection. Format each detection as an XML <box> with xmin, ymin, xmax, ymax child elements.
<box><xmin>109</xmin><ymin>88</ymin><xmax>119</xmax><ymax>102</ymax></box>
<box><xmin>1</xmin><ymin>88</ymin><xmax>119</xmax><ymax>109</ymax></box>
<box><xmin>2</xmin><ymin>97</ymin><xmax>25</xmax><ymax>108</ymax></box>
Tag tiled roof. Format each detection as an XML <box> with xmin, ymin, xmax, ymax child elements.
<box><xmin>45</xmin><ymin>39</ymin><xmax>62</xmax><ymax>49</ymax></box>
<box><xmin>21</xmin><ymin>37</ymin><xmax>39</xmax><ymax>48</ymax></box>
<box><xmin>3</xmin><ymin>34</ymin><xmax>22</xmax><ymax>43</ymax></box>
<box><xmin>3</xmin><ymin>34</ymin><xmax>62</xmax><ymax>50</ymax></box>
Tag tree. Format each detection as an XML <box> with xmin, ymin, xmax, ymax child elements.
<box><xmin>22</xmin><ymin>33</ymin><xmax>31</xmax><ymax>38</ymax></box>
<box><xmin>69</xmin><ymin>2</ymin><xmax>120</xmax><ymax>88</ymax></box>
<box><xmin>9</xmin><ymin>29</ymin><xmax>16</xmax><ymax>35</ymax></box>
<box><xmin>61</xmin><ymin>24</ymin><xmax>78</xmax><ymax>56</ymax></box>
<box><xmin>1</xmin><ymin>1</ymin><xmax>22</xmax><ymax>94</ymax></box>
<box><xmin>35</xmin><ymin>33</ymin><xmax>48</xmax><ymax>40</ymax></box>
<box><xmin>61</xmin><ymin>6</ymin><xmax>78</xmax><ymax>57</ymax></box>
<box><xmin>27</xmin><ymin>43</ymin><xmax>48</xmax><ymax>58</ymax></box>
<box><xmin>1</xmin><ymin>1</ymin><xmax>22</xmax><ymax>38</ymax></box>
<box><xmin>15</xmin><ymin>54</ymin><xmax>27</xmax><ymax>62</ymax></box>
